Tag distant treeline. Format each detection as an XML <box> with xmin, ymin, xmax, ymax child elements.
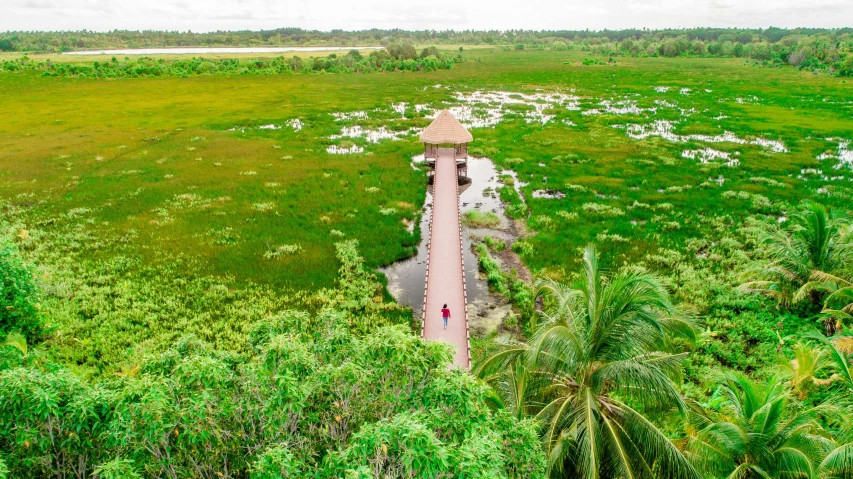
<box><xmin>0</xmin><ymin>27</ymin><xmax>850</xmax><ymax>52</ymax></box>
<box><xmin>1</xmin><ymin>27</ymin><xmax>851</xmax><ymax>76</ymax></box>
<box><xmin>0</xmin><ymin>47</ymin><xmax>458</xmax><ymax>78</ymax></box>
<box><xmin>540</xmin><ymin>31</ymin><xmax>853</xmax><ymax>77</ymax></box>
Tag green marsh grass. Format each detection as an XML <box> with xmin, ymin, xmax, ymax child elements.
<box><xmin>2</xmin><ymin>48</ymin><xmax>853</xmax><ymax>370</ymax></box>
<box><xmin>463</xmin><ymin>210</ymin><xmax>501</xmax><ymax>229</ymax></box>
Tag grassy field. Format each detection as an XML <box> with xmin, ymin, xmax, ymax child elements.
<box><xmin>2</xmin><ymin>48</ymin><xmax>852</xmax><ymax>372</ymax></box>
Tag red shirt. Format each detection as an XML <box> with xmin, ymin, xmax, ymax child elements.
<box><xmin>441</xmin><ymin>307</ymin><xmax>450</xmax><ymax>318</ymax></box>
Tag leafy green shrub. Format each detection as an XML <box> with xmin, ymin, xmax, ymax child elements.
<box><xmin>319</xmin><ymin>240</ymin><xmax>409</xmax><ymax>334</ymax></box>
<box><xmin>581</xmin><ymin>202</ymin><xmax>625</xmax><ymax>216</ymax></box>
<box><xmin>511</xmin><ymin>241</ymin><xmax>534</xmax><ymax>257</ymax></box>
<box><xmin>0</xmin><ymin>316</ymin><xmax>546</xmax><ymax>478</ymax></box>
<box><xmin>0</xmin><ymin>240</ymin><xmax>42</xmax><ymax>338</ymax></box>
<box><xmin>477</xmin><ymin>244</ymin><xmax>509</xmax><ymax>296</ymax></box>
<box><xmin>505</xmin><ymin>203</ymin><xmax>528</xmax><ymax>219</ymax></box>
<box><xmin>838</xmin><ymin>56</ymin><xmax>853</xmax><ymax>77</ymax></box>
<box><xmin>335</xmin><ymin>413</ymin><xmax>449</xmax><ymax>476</ymax></box>
<box><xmin>263</xmin><ymin>243</ymin><xmax>302</xmax><ymax>259</ymax></box>
<box><xmin>475</xmin><ymin>245</ymin><xmax>534</xmax><ymax>320</ymax></box>
<box><xmin>0</xmin><ymin>50</ymin><xmax>458</xmax><ymax>79</ymax></box>
<box><xmin>251</xmin><ymin>444</ymin><xmax>301</xmax><ymax>478</ymax></box>
<box><xmin>464</xmin><ymin>211</ymin><xmax>501</xmax><ymax>229</ymax></box>
<box><xmin>470</xmin><ymin>145</ymin><xmax>499</xmax><ymax>157</ymax></box>
<box><xmin>92</xmin><ymin>458</ymin><xmax>142</xmax><ymax>479</ymax></box>
<box><xmin>484</xmin><ymin>235</ymin><xmax>506</xmax><ymax>252</ymax></box>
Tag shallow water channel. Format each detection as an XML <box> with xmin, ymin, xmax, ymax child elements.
<box><xmin>380</xmin><ymin>156</ymin><xmax>522</xmax><ymax>333</ymax></box>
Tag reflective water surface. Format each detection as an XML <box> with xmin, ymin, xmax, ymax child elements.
<box><xmin>380</xmin><ymin>156</ymin><xmax>520</xmax><ymax>333</ymax></box>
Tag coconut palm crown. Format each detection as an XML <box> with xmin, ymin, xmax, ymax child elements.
<box><xmin>741</xmin><ymin>201</ymin><xmax>853</xmax><ymax>306</ymax></box>
<box><xmin>686</xmin><ymin>374</ymin><xmax>845</xmax><ymax>479</ymax></box>
<box><xmin>477</xmin><ymin>244</ymin><xmax>701</xmax><ymax>479</ymax></box>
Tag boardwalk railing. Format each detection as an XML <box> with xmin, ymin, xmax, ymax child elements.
<box><xmin>420</xmin><ymin>149</ymin><xmax>471</xmax><ymax>368</ymax></box>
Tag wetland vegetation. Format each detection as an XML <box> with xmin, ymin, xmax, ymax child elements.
<box><xmin>0</xmin><ymin>46</ymin><xmax>458</xmax><ymax>78</ymax></box>
<box><xmin>1</xmin><ymin>41</ymin><xmax>853</xmax><ymax>478</ymax></box>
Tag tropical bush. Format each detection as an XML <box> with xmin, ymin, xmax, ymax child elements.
<box><xmin>0</xmin><ymin>309</ymin><xmax>546</xmax><ymax>478</ymax></box>
<box><xmin>0</xmin><ymin>239</ymin><xmax>43</xmax><ymax>338</ymax></box>
<box><xmin>0</xmin><ymin>47</ymin><xmax>457</xmax><ymax>79</ymax></box>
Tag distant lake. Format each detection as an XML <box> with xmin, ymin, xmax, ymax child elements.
<box><xmin>63</xmin><ymin>46</ymin><xmax>383</xmax><ymax>56</ymax></box>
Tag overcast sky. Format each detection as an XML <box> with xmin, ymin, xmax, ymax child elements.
<box><xmin>3</xmin><ymin>0</ymin><xmax>852</xmax><ymax>32</ymax></box>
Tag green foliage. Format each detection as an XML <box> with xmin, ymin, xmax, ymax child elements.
<box><xmin>820</xmin><ymin>443</ymin><xmax>853</xmax><ymax>479</ymax></box>
<box><xmin>511</xmin><ymin>240</ymin><xmax>533</xmax><ymax>257</ymax></box>
<box><xmin>741</xmin><ymin>201</ymin><xmax>853</xmax><ymax>307</ymax></box>
<box><xmin>250</xmin><ymin>444</ymin><xmax>301</xmax><ymax>478</ymax></box>
<box><xmin>498</xmin><ymin>181</ymin><xmax>528</xmax><ymax>220</ymax></box>
<box><xmin>2</xmin><ymin>332</ymin><xmax>27</xmax><ymax>357</ymax></box>
<box><xmin>93</xmin><ymin>458</ymin><xmax>142</xmax><ymax>479</ymax></box>
<box><xmin>318</xmin><ymin>240</ymin><xmax>410</xmax><ymax>334</ymax></box>
<box><xmin>484</xmin><ymin>235</ymin><xmax>506</xmax><ymax>252</ymax></box>
<box><xmin>478</xmin><ymin>245</ymin><xmax>700</xmax><ymax>478</ymax></box>
<box><xmin>1</xmin><ymin>42</ymin><xmax>853</xmax><ymax>479</ymax></box>
<box><xmin>687</xmin><ymin>374</ymin><xmax>841</xmax><ymax>479</ymax></box>
<box><xmin>780</xmin><ymin>343</ymin><xmax>833</xmax><ymax>399</ymax></box>
<box><xmin>0</xmin><ymin>315</ymin><xmax>546</xmax><ymax>478</ymax></box>
<box><xmin>805</xmin><ymin>330</ymin><xmax>853</xmax><ymax>400</ymax></box>
<box><xmin>0</xmin><ymin>239</ymin><xmax>42</xmax><ymax>338</ymax></box>
<box><xmin>0</xmin><ymin>50</ymin><xmax>457</xmax><ymax>78</ymax></box>
<box><xmin>463</xmin><ymin>210</ymin><xmax>501</xmax><ymax>229</ymax></box>
<box><xmin>335</xmin><ymin>412</ymin><xmax>450</xmax><ymax>476</ymax></box>
<box><xmin>1</xmin><ymin>27</ymin><xmax>851</xmax><ymax>75</ymax></box>
<box><xmin>475</xmin><ymin>244</ymin><xmax>533</xmax><ymax>319</ymax></box>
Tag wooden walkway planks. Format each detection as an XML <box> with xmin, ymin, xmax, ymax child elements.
<box><xmin>422</xmin><ymin>148</ymin><xmax>470</xmax><ymax>369</ymax></box>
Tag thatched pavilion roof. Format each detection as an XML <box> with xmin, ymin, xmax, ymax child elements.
<box><xmin>419</xmin><ymin>110</ymin><xmax>473</xmax><ymax>144</ymax></box>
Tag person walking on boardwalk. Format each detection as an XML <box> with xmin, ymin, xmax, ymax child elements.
<box><xmin>441</xmin><ymin>303</ymin><xmax>451</xmax><ymax>329</ymax></box>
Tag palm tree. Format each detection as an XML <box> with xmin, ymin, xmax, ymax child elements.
<box><xmin>804</xmin><ymin>331</ymin><xmax>852</xmax><ymax>395</ymax></box>
<box><xmin>478</xmin><ymin>355</ymin><xmax>543</xmax><ymax>420</ymax></box>
<box><xmin>820</xmin><ymin>445</ymin><xmax>853</xmax><ymax>479</ymax></box>
<box><xmin>800</xmin><ymin>271</ymin><xmax>853</xmax><ymax>335</ymax></box>
<box><xmin>477</xmin><ymin>245</ymin><xmax>701</xmax><ymax>479</ymax></box>
<box><xmin>687</xmin><ymin>374</ymin><xmax>837</xmax><ymax>479</ymax></box>
<box><xmin>780</xmin><ymin>344</ymin><xmax>833</xmax><ymax>399</ymax></box>
<box><xmin>814</xmin><ymin>332</ymin><xmax>853</xmax><ymax>479</ymax></box>
<box><xmin>741</xmin><ymin>202</ymin><xmax>852</xmax><ymax>307</ymax></box>
<box><xmin>787</xmin><ymin>331</ymin><xmax>853</xmax><ymax>479</ymax></box>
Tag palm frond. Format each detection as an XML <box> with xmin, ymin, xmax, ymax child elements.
<box><xmin>473</xmin><ymin>346</ymin><xmax>527</xmax><ymax>379</ymax></box>
<box><xmin>592</xmin><ymin>352</ymin><xmax>687</xmax><ymax>410</ymax></box>
<box><xmin>577</xmin><ymin>387</ymin><xmax>602</xmax><ymax>479</ymax></box>
<box><xmin>819</xmin><ymin>443</ymin><xmax>853</xmax><ymax>479</ymax></box>
<box><xmin>3</xmin><ymin>332</ymin><xmax>27</xmax><ymax>357</ymax></box>
<box><xmin>616</xmin><ymin>401</ymin><xmax>702</xmax><ymax>479</ymax></box>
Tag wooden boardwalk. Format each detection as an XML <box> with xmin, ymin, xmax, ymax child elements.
<box><xmin>422</xmin><ymin>148</ymin><xmax>470</xmax><ymax>368</ymax></box>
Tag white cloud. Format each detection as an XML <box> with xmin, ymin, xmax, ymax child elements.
<box><xmin>2</xmin><ymin>0</ymin><xmax>852</xmax><ymax>32</ymax></box>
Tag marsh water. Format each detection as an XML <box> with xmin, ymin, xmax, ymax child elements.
<box><xmin>64</xmin><ymin>46</ymin><xmax>383</xmax><ymax>56</ymax></box>
<box><xmin>380</xmin><ymin>156</ymin><xmax>519</xmax><ymax>333</ymax></box>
